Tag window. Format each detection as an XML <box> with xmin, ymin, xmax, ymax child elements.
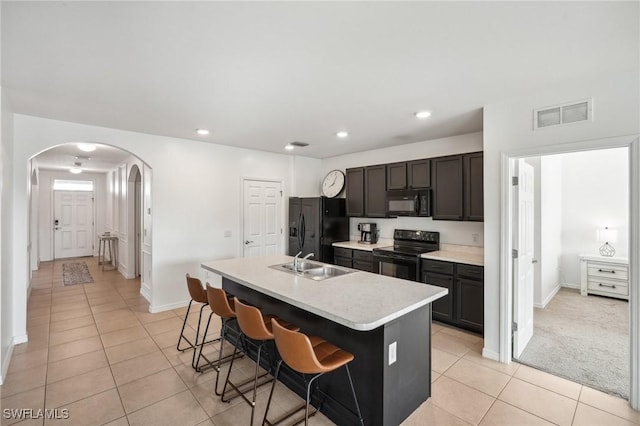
<box><xmin>53</xmin><ymin>179</ymin><xmax>94</xmax><ymax>191</ymax></box>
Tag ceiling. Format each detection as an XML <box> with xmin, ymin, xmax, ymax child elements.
<box><xmin>2</xmin><ymin>2</ymin><xmax>638</xmax><ymax>159</ymax></box>
<box><xmin>35</xmin><ymin>143</ymin><xmax>131</xmax><ymax>173</ymax></box>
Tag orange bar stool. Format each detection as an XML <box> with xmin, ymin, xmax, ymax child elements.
<box><xmin>263</xmin><ymin>319</ymin><xmax>364</xmax><ymax>426</ymax></box>
<box><xmin>176</xmin><ymin>274</ymin><xmax>216</xmax><ymax>369</ymax></box>
<box><xmin>194</xmin><ymin>285</ymin><xmax>243</xmax><ymax>395</ymax></box>
<box><xmin>221</xmin><ymin>297</ymin><xmax>300</xmax><ymax>425</ymax></box>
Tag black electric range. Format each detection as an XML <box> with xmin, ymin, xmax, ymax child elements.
<box><xmin>372</xmin><ymin>229</ymin><xmax>440</xmax><ymax>281</ymax></box>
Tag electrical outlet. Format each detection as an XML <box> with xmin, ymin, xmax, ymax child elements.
<box><xmin>224</xmin><ymin>230</ymin><xmax>232</xmax><ymax>237</ymax></box>
<box><xmin>472</xmin><ymin>233</ymin><xmax>479</xmax><ymax>244</ymax></box>
<box><xmin>388</xmin><ymin>342</ymin><xmax>397</xmax><ymax>365</ymax></box>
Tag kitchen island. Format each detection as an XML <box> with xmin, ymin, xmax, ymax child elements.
<box><xmin>201</xmin><ymin>255</ymin><xmax>447</xmax><ymax>426</ymax></box>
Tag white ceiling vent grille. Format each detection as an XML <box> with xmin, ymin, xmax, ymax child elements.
<box><xmin>533</xmin><ymin>99</ymin><xmax>593</xmax><ymax>130</ymax></box>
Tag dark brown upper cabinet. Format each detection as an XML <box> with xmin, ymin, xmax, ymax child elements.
<box><xmin>364</xmin><ymin>165</ymin><xmax>387</xmax><ymax>217</ymax></box>
<box><xmin>386</xmin><ymin>162</ymin><xmax>407</xmax><ymax>190</ymax></box>
<box><xmin>345</xmin><ymin>167</ymin><xmax>365</xmax><ymax>217</ymax></box>
<box><xmin>464</xmin><ymin>152</ymin><xmax>484</xmax><ymax>221</ymax></box>
<box><xmin>407</xmin><ymin>159</ymin><xmax>431</xmax><ymax>189</ymax></box>
<box><xmin>386</xmin><ymin>160</ymin><xmax>431</xmax><ymax>190</ymax></box>
<box><xmin>432</xmin><ymin>152</ymin><xmax>483</xmax><ymax>221</ymax></box>
<box><xmin>432</xmin><ymin>155</ymin><xmax>464</xmax><ymax>220</ymax></box>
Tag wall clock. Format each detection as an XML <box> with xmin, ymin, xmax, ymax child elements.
<box><xmin>322</xmin><ymin>170</ymin><xmax>345</xmax><ymax>198</ymax></box>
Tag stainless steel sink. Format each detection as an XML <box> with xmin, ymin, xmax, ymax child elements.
<box><xmin>279</xmin><ymin>261</ymin><xmax>323</xmax><ymax>272</ymax></box>
<box><xmin>270</xmin><ymin>262</ymin><xmax>354</xmax><ymax>281</ymax></box>
<box><xmin>303</xmin><ymin>265</ymin><xmax>353</xmax><ymax>281</ymax></box>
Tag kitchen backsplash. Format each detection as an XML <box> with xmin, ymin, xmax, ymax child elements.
<box><xmin>349</xmin><ymin>217</ymin><xmax>484</xmax><ymax>246</ymax></box>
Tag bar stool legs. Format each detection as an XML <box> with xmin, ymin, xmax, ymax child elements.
<box><xmin>263</xmin><ymin>319</ymin><xmax>364</xmax><ymax>426</ymax></box>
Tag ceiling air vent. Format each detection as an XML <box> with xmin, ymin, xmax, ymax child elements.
<box><xmin>289</xmin><ymin>141</ymin><xmax>309</xmax><ymax>147</ymax></box>
<box><xmin>533</xmin><ymin>99</ymin><xmax>593</xmax><ymax>130</ymax></box>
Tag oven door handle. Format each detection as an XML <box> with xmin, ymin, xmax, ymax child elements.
<box><xmin>373</xmin><ymin>253</ymin><xmax>417</xmax><ymax>262</ymax></box>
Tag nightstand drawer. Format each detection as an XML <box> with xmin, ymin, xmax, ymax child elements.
<box><xmin>587</xmin><ymin>263</ymin><xmax>628</xmax><ymax>280</ymax></box>
<box><xmin>587</xmin><ymin>278</ymin><xmax>628</xmax><ymax>297</ymax></box>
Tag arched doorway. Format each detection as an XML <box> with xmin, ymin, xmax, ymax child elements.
<box><xmin>28</xmin><ymin>142</ymin><xmax>153</xmax><ymax>301</ymax></box>
<box><xmin>127</xmin><ymin>165</ymin><xmax>142</xmax><ymax>278</ymax></box>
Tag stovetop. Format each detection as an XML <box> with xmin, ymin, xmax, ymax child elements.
<box><xmin>373</xmin><ymin>229</ymin><xmax>440</xmax><ymax>257</ymax></box>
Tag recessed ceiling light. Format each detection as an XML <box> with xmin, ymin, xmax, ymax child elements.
<box><xmin>77</xmin><ymin>143</ymin><xmax>96</xmax><ymax>152</ymax></box>
<box><xmin>284</xmin><ymin>144</ymin><xmax>295</xmax><ymax>151</ymax></box>
<box><xmin>69</xmin><ymin>167</ymin><xmax>82</xmax><ymax>174</ymax></box>
<box><xmin>415</xmin><ymin>111</ymin><xmax>432</xmax><ymax>119</ymax></box>
<box><xmin>196</xmin><ymin>129</ymin><xmax>210</xmax><ymax>136</ymax></box>
<box><xmin>336</xmin><ymin>131</ymin><xmax>349</xmax><ymax>138</ymax></box>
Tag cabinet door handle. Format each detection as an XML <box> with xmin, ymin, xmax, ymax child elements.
<box><xmin>598</xmin><ymin>269</ymin><xmax>616</xmax><ymax>274</ymax></box>
<box><xmin>598</xmin><ymin>283</ymin><xmax>616</xmax><ymax>289</ymax></box>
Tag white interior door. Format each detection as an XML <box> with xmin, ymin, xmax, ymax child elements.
<box><xmin>513</xmin><ymin>159</ymin><xmax>535</xmax><ymax>358</ymax></box>
<box><xmin>54</xmin><ymin>190</ymin><xmax>94</xmax><ymax>259</ymax></box>
<box><xmin>243</xmin><ymin>179</ymin><xmax>282</xmax><ymax>257</ymax></box>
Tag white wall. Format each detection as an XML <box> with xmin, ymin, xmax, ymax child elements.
<box><xmin>12</xmin><ymin>115</ymin><xmax>297</xmax><ymax>315</ymax></box>
<box><xmin>1</xmin><ymin>88</ymin><xmax>16</xmax><ymax>384</ymax></box>
<box><xmin>321</xmin><ymin>132</ymin><xmax>485</xmax><ymax>246</ymax></box>
<box><xmin>37</xmin><ymin>169</ymin><xmax>108</xmax><ymax>262</ymax></box>
<box><xmin>484</xmin><ymin>69</ymin><xmax>640</xmax><ymax>360</ymax></box>
<box><xmin>292</xmin><ymin>156</ymin><xmax>322</xmax><ymax>197</ymax></box>
<box><xmin>539</xmin><ymin>155</ymin><xmax>563</xmax><ymax>305</ymax></box>
<box><xmin>560</xmin><ymin>147</ymin><xmax>629</xmax><ymax>286</ymax></box>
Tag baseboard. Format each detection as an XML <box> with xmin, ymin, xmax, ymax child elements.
<box><xmin>482</xmin><ymin>347</ymin><xmax>501</xmax><ymax>362</ymax></box>
<box><xmin>561</xmin><ymin>282</ymin><xmax>580</xmax><ymax>290</ymax></box>
<box><xmin>140</xmin><ymin>283</ymin><xmax>151</xmax><ymax>303</ymax></box>
<box><xmin>534</xmin><ymin>285</ymin><xmax>562</xmax><ymax>309</ymax></box>
<box><xmin>149</xmin><ymin>299</ymin><xmax>190</xmax><ymax>314</ymax></box>
<box><xmin>0</xmin><ymin>339</ymin><xmax>15</xmax><ymax>385</ymax></box>
<box><xmin>14</xmin><ymin>334</ymin><xmax>28</xmax><ymax>345</ymax></box>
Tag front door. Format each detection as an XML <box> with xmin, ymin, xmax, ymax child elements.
<box><xmin>243</xmin><ymin>179</ymin><xmax>282</xmax><ymax>257</ymax></box>
<box><xmin>54</xmin><ymin>190</ymin><xmax>94</xmax><ymax>259</ymax></box>
<box><xmin>513</xmin><ymin>159</ymin><xmax>535</xmax><ymax>358</ymax></box>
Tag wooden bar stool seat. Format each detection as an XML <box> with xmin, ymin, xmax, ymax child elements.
<box><xmin>263</xmin><ymin>319</ymin><xmax>364</xmax><ymax>426</ymax></box>
<box><xmin>221</xmin><ymin>297</ymin><xmax>299</xmax><ymax>425</ymax></box>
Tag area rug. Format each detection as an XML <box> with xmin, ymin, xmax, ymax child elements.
<box><xmin>518</xmin><ymin>288</ymin><xmax>629</xmax><ymax>398</ymax></box>
<box><xmin>62</xmin><ymin>262</ymin><xmax>94</xmax><ymax>286</ymax></box>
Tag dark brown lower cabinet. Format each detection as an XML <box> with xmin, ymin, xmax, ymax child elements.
<box><xmin>332</xmin><ymin>247</ymin><xmax>374</xmax><ymax>272</ymax></box>
<box><xmin>423</xmin><ymin>272</ymin><xmax>454</xmax><ymax>322</ymax></box>
<box><xmin>421</xmin><ymin>259</ymin><xmax>483</xmax><ymax>334</ymax></box>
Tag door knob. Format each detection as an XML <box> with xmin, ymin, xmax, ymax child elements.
<box><xmin>532</xmin><ymin>259</ymin><xmax>539</xmax><ymax>264</ymax></box>
<box><xmin>244</xmin><ymin>240</ymin><xmax>254</xmax><ymax>245</ymax></box>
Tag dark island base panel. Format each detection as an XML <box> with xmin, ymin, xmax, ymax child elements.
<box><xmin>223</xmin><ymin>277</ymin><xmax>432</xmax><ymax>426</ymax></box>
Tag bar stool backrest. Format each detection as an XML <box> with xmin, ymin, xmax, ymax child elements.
<box><xmin>233</xmin><ymin>297</ymin><xmax>273</xmax><ymax>341</ymax></box>
<box><xmin>206</xmin><ymin>285</ymin><xmax>236</xmax><ymax>319</ymax></box>
<box><xmin>186</xmin><ymin>274</ymin><xmax>208</xmax><ymax>303</ymax></box>
<box><xmin>272</xmin><ymin>318</ymin><xmax>326</xmax><ymax>374</ymax></box>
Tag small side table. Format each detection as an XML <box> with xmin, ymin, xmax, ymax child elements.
<box><xmin>579</xmin><ymin>254</ymin><xmax>629</xmax><ymax>300</ymax></box>
<box><xmin>98</xmin><ymin>235</ymin><xmax>118</xmax><ymax>271</ymax></box>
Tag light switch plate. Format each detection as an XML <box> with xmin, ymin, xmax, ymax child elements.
<box><xmin>388</xmin><ymin>341</ymin><xmax>397</xmax><ymax>365</ymax></box>
<box><xmin>224</xmin><ymin>230</ymin><xmax>232</xmax><ymax>237</ymax></box>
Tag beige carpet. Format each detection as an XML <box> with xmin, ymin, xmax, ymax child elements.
<box><xmin>518</xmin><ymin>288</ymin><xmax>629</xmax><ymax>398</ymax></box>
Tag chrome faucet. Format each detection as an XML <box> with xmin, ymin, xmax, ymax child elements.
<box><xmin>293</xmin><ymin>251</ymin><xmax>314</xmax><ymax>272</ymax></box>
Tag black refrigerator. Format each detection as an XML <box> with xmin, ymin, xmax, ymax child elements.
<box><xmin>288</xmin><ymin>197</ymin><xmax>349</xmax><ymax>263</ymax></box>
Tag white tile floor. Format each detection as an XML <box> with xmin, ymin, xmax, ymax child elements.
<box><xmin>1</xmin><ymin>257</ymin><xmax>638</xmax><ymax>425</ymax></box>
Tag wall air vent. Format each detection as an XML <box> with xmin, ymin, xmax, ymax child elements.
<box><xmin>533</xmin><ymin>99</ymin><xmax>593</xmax><ymax>130</ymax></box>
<box><xmin>289</xmin><ymin>141</ymin><xmax>309</xmax><ymax>147</ymax></box>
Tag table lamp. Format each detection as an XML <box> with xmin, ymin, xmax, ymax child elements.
<box><xmin>597</xmin><ymin>227</ymin><xmax>617</xmax><ymax>257</ymax></box>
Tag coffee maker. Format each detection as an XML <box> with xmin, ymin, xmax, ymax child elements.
<box><xmin>357</xmin><ymin>223</ymin><xmax>378</xmax><ymax>244</ymax></box>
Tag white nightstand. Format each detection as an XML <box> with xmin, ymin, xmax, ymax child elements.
<box><xmin>579</xmin><ymin>254</ymin><xmax>629</xmax><ymax>300</ymax></box>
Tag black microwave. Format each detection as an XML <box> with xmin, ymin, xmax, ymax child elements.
<box><xmin>386</xmin><ymin>190</ymin><xmax>431</xmax><ymax>217</ymax></box>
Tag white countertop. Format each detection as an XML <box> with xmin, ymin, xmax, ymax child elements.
<box><xmin>420</xmin><ymin>244</ymin><xmax>484</xmax><ymax>266</ymax></box>
<box><xmin>332</xmin><ymin>239</ymin><xmax>394</xmax><ymax>251</ymax></box>
<box><xmin>201</xmin><ymin>255</ymin><xmax>447</xmax><ymax>331</ymax></box>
